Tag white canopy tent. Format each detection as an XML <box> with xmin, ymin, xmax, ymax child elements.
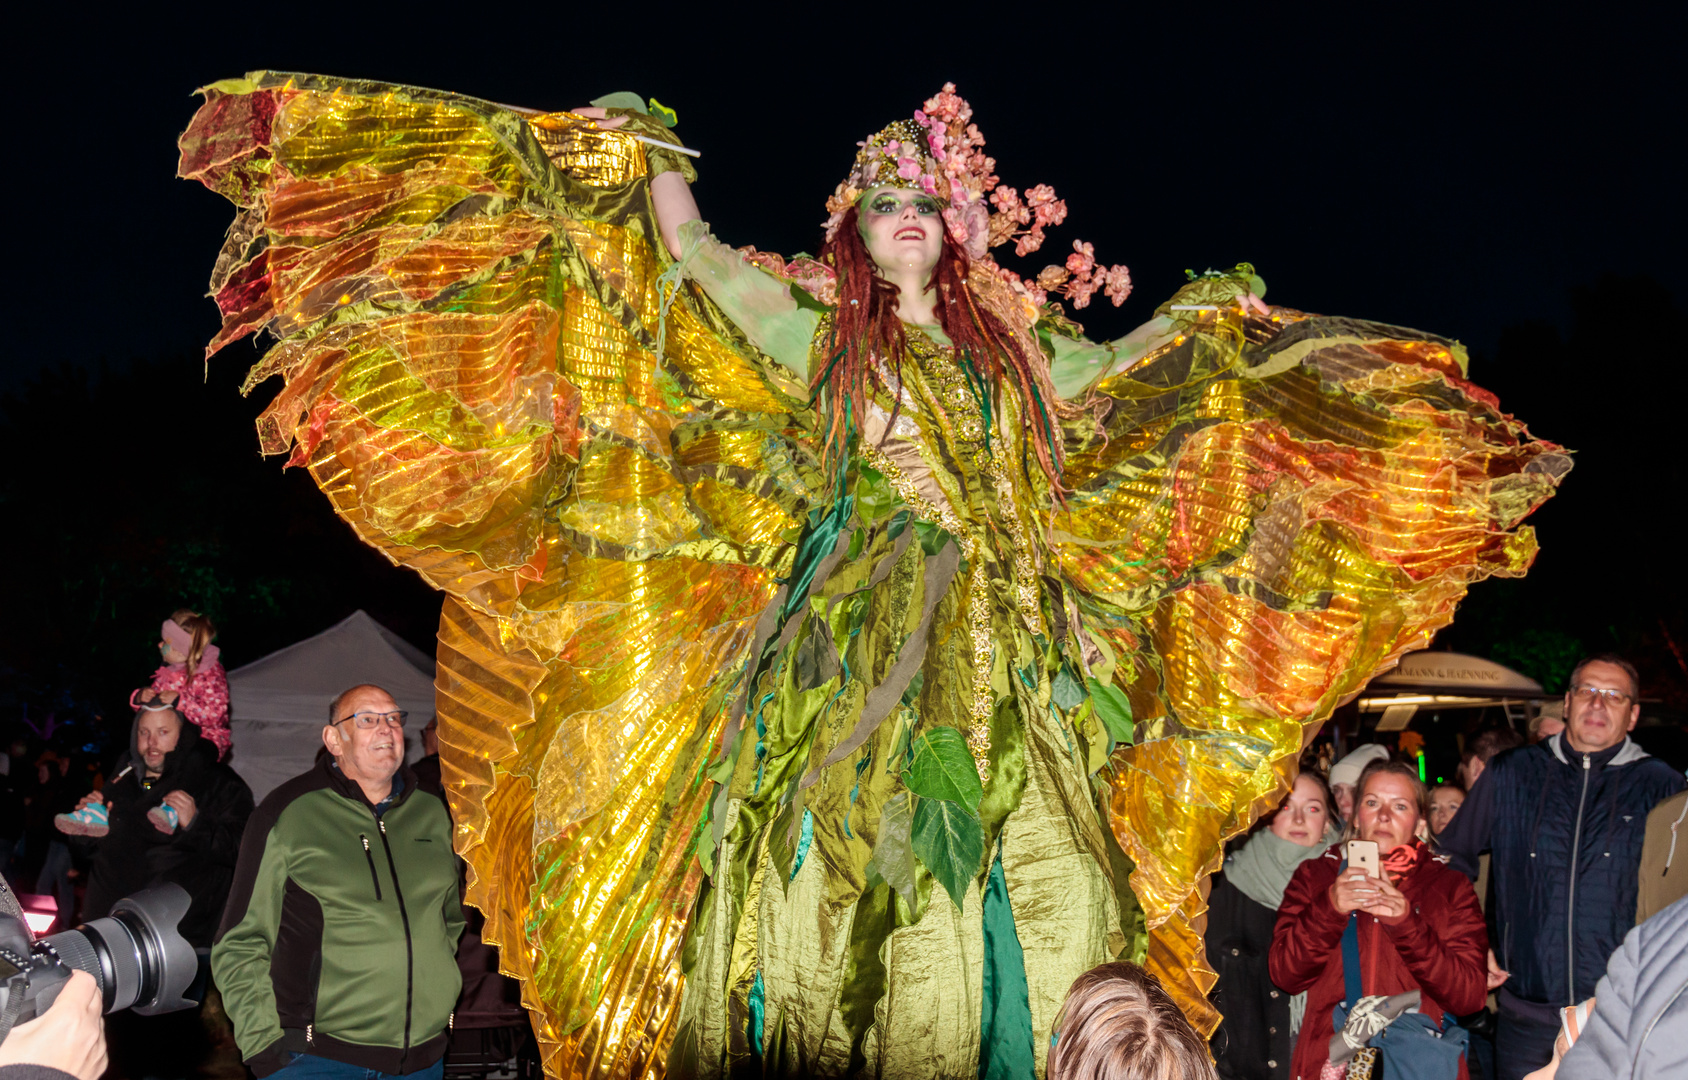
<box><xmin>226</xmin><ymin>610</ymin><xmax>436</xmax><ymax>802</ymax></box>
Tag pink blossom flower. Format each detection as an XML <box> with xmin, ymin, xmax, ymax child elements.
<box><xmin>897</xmin><ymin>157</ymin><xmax>922</xmax><ymax>180</ymax></box>
<box><xmin>1067</xmin><ymin>275</ymin><xmax>1101</xmax><ymax>309</ymax></box>
<box><xmin>990</xmin><ymin>186</ymin><xmax>1021</xmax><ymax>213</ymax></box>
<box><xmin>920</xmin><ymin>174</ymin><xmax>939</xmax><ymax>197</ymax></box>
<box><xmin>1014</xmin><ymin>232</ymin><xmax>1045</xmax><ymax>257</ymax></box>
<box><xmin>1025</xmin><ymin>184</ymin><xmax>1057</xmax><ymax>207</ymax></box>
<box><xmin>913</xmin><ymin>109</ymin><xmax>928</xmax><ymax>125</ymax></box>
<box><xmin>1033</xmin><ymin>199</ymin><xmax>1068</xmax><ymax>228</ymax></box>
<box><xmin>1103</xmin><ymin>264</ymin><xmax>1133</xmax><ymax>306</ymax></box>
<box><xmin>1066</xmin><ymin>240</ymin><xmax>1096</xmax><ymax>276</ymax></box>
<box><xmin>954</xmin><ymin>200</ymin><xmax>991</xmax><ymax>260</ymax></box>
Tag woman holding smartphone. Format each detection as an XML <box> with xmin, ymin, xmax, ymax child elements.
<box><xmin>1269</xmin><ymin>760</ymin><xmax>1489</xmax><ymax>1080</ymax></box>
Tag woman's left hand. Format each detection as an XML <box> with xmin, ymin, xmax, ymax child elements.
<box><xmin>162</xmin><ymin>790</ymin><xmax>197</xmax><ymax>829</ymax></box>
<box><xmin>1361</xmin><ymin>875</ymin><xmax>1410</xmax><ymax>924</ymax></box>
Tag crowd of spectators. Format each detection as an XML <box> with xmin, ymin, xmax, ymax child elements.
<box><xmin>1200</xmin><ymin>652</ymin><xmax>1686</xmax><ymax>1080</ymax></box>
<box><xmin>4</xmin><ymin>616</ymin><xmax>1685</xmax><ymax>1080</ymax></box>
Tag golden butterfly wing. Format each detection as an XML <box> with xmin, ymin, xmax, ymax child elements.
<box><xmin>1053</xmin><ymin>306</ymin><xmax>1568</xmax><ymax>1031</ymax></box>
<box><xmin>180</xmin><ymin>72</ymin><xmax>818</xmax><ymax>1078</ymax></box>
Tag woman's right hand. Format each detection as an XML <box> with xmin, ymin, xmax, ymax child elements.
<box><xmin>75</xmin><ymin>791</ymin><xmax>104</xmax><ymax>811</ymax></box>
<box><xmin>1327</xmin><ymin>868</ymin><xmax>1384</xmax><ymax>915</ymax></box>
<box><xmin>0</xmin><ymin>970</ymin><xmax>107</xmax><ymax>1080</ymax></box>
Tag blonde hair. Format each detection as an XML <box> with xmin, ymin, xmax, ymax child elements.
<box><xmin>1342</xmin><ymin>760</ymin><xmax>1430</xmax><ymax>843</ymax></box>
<box><xmin>170</xmin><ymin>609</ymin><xmax>217</xmax><ymax>681</ymax></box>
<box><xmin>1048</xmin><ymin>962</ymin><xmax>1216</xmax><ymax>1080</ymax></box>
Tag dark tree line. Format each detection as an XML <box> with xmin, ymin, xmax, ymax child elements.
<box><xmin>0</xmin><ymin>341</ymin><xmax>439</xmax><ymax>753</ymax></box>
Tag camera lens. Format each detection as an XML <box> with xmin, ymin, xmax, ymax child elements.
<box><xmin>37</xmin><ymin>884</ymin><xmax>197</xmax><ymax>1015</ymax></box>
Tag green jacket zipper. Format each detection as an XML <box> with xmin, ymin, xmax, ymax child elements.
<box><xmin>376</xmin><ymin>817</ymin><xmax>417</xmax><ymax>1072</ymax></box>
<box><xmin>360</xmin><ymin>835</ymin><xmax>383</xmax><ymax>901</ymax></box>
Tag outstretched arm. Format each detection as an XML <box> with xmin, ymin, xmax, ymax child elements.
<box><xmin>654</xmin><ymin>172</ymin><xmax>701</xmax><ymax>260</ymax></box>
<box><xmin>1046</xmin><ymin>318</ymin><xmax>1177</xmax><ymax>399</ymax></box>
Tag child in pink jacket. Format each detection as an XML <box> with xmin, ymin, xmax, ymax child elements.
<box><xmin>131</xmin><ymin>609</ymin><xmax>231</xmax><ymax>759</ymax></box>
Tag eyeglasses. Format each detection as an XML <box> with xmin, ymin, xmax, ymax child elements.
<box><xmin>1570</xmin><ymin>685</ymin><xmax>1631</xmax><ymax>708</ymax></box>
<box><xmin>333</xmin><ymin>710</ymin><xmax>409</xmax><ymax>730</ymax></box>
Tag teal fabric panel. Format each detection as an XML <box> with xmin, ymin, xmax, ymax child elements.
<box><xmin>978</xmin><ymin>852</ymin><xmax>1034</xmax><ymax>1080</ymax></box>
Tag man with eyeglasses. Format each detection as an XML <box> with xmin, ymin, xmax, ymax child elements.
<box><xmin>1439</xmin><ymin>654</ymin><xmax>1684</xmax><ymax>1079</ymax></box>
<box><xmin>213</xmin><ymin>684</ymin><xmax>464</xmax><ymax>1080</ymax></box>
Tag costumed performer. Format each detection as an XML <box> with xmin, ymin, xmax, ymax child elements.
<box><xmin>177</xmin><ymin>75</ymin><xmax>1567</xmax><ymax>1080</ymax></box>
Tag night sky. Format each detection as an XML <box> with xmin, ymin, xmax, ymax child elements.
<box><xmin>4</xmin><ymin>5</ymin><xmax>1686</xmax><ymax>717</ymax></box>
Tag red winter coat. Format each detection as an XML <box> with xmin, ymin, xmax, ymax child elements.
<box><xmin>1269</xmin><ymin>843</ymin><xmax>1488</xmax><ymax>1080</ymax></box>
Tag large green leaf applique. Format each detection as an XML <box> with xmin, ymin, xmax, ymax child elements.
<box><xmin>901</xmin><ymin>728</ymin><xmax>984</xmax><ymax>810</ymax></box>
<box><xmin>1087</xmin><ymin>677</ymin><xmax>1135</xmax><ymax>745</ymax></box>
<box><xmin>865</xmin><ymin>791</ymin><xmax>919</xmax><ymax>911</ymax></box>
<box><xmin>911</xmin><ymin>796</ymin><xmax>985</xmax><ymax>909</ymax></box>
<box><xmin>1051</xmin><ymin>665</ymin><xmax>1087</xmax><ymax>712</ymax></box>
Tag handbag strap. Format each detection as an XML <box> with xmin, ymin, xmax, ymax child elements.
<box><xmin>1339</xmin><ymin>853</ymin><xmax>1363</xmax><ymax>1009</ymax></box>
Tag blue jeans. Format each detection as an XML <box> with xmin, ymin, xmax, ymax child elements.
<box><xmin>271</xmin><ymin>1053</ymin><xmax>444</xmax><ymax>1080</ymax></box>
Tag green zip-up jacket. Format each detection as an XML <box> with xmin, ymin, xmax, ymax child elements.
<box><xmin>213</xmin><ymin>757</ymin><xmax>465</xmax><ymax>1077</ymax></box>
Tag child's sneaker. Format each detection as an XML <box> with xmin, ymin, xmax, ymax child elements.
<box><xmin>55</xmin><ymin>801</ymin><xmax>110</xmax><ymax>837</ymax></box>
<box><xmin>147</xmin><ymin>802</ymin><xmax>180</xmax><ymax>834</ymax></box>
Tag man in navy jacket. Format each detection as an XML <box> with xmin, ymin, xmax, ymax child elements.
<box><xmin>1438</xmin><ymin>654</ymin><xmax>1684</xmax><ymax>1080</ymax></box>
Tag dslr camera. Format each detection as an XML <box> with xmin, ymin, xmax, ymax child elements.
<box><xmin>0</xmin><ymin>879</ymin><xmax>197</xmax><ymax>1040</ymax></box>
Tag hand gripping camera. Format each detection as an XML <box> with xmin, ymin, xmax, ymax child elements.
<box><xmin>0</xmin><ymin>878</ymin><xmax>197</xmax><ymax>1041</ymax></box>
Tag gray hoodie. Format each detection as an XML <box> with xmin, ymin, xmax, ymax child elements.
<box><xmin>1556</xmin><ymin>891</ymin><xmax>1688</xmax><ymax>1079</ymax></box>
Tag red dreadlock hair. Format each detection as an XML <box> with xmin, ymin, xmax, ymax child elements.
<box><xmin>813</xmin><ymin>205</ymin><xmax>1071</xmax><ymax>497</ymax></box>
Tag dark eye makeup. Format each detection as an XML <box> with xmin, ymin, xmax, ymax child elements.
<box><xmin>867</xmin><ymin>194</ymin><xmax>941</xmax><ymax>216</ymax></box>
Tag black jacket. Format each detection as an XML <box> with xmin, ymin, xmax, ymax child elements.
<box><xmin>1205</xmin><ymin>871</ymin><xmax>1295</xmax><ymax>1080</ymax></box>
<box><xmin>1438</xmin><ymin>734</ymin><xmax>1684</xmax><ymax>1010</ymax></box>
<box><xmin>84</xmin><ymin>717</ymin><xmax>253</xmax><ymax>947</ymax></box>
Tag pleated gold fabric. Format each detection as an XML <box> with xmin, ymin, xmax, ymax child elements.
<box><xmin>180</xmin><ymin>73</ymin><xmax>1567</xmax><ymax>1078</ymax></box>
<box><xmin>182</xmin><ymin>73</ymin><xmax>811</xmax><ymax>1079</ymax></box>
<box><xmin>1055</xmin><ymin>312</ymin><xmax>1563</xmax><ymax>1029</ymax></box>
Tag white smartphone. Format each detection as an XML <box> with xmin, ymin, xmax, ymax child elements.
<box><xmin>1346</xmin><ymin>839</ymin><xmax>1380</xmax><ymax>878</ymax></box>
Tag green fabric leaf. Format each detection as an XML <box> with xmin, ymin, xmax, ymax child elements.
<box><xmin>852</xmin><ymin>466</ymin><xmax>897</xmax><ymax>525</ymax></box>
<box><xmin>589</xmin><ymin>91</ymin><xmax>648</xmax><ymax>114</ymax></box>
<box><xmin>1051</xmin><ymin>665</ymin><xmax>1086</xmax><ymax>711</ymax></box>
<box><xmin>911</xmin><ymin>797</ymin><xmax>984</xmax><ymax>909</ymax></box>
<box><xmin>1087</xmin><ymin>678</ymin><xmax>1135</xmax><ymax>745</ymax></box>
<box><xmin>902</xmin><ymin>728</ymin><xmax>983</xmax><ymax>811</ymax></box>
<box><xmin>769</xmin><ymin>785</ymin><xmax>807</xmax><ymax>893</ymax></box>
<box><xmin>899</xmin><ymin>671</ymin><xmax>925</xmax><ymax>710</ymax></box>
<box><xmin>865</xmin><ymin>792</ymin><xmax>918</xmax><ymax>911</ymax></box>
<box><xmin>913</xmin><ymin>520</ymin><xmax>951</xmax><ymax>556</ymax></box>
<box><xmin>647</xmin><ymin>97</ymin><xmax>679</xmax><ymax>128</ymax></box>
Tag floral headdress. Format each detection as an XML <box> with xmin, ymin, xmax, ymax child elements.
<box><xmin>822</xmin><ymin>83</ymin><xmax>1132</xmax><ymax>321</ymax></box>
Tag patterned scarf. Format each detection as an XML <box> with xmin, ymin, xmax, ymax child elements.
<box><xmin>1380</xmin><ymin>840</ymin><xmax>1424</xmax><ymax>883</ymax></box>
